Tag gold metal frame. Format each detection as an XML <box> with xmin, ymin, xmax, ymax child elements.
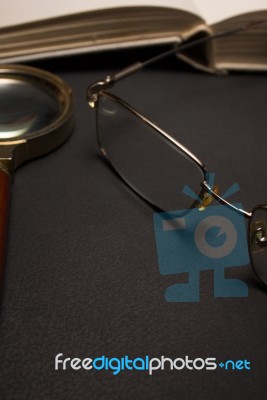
<box><xmin>87</xmin><ymin>26</ymin><xmax>267</xmax><ymax>288</ymax></box>
<box><xmin>0</xmin><ymin>64</ymin><xmax>74</xmax><ymax>176</ymax></box>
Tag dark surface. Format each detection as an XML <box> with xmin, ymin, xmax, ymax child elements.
<box><xmin>0</xmin><ymin>47</ymin><xmax>267</xmax><ymax>399</ymax></box>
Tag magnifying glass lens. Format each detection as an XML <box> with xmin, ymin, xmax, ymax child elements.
<box><xmin>0</xmin><ymin>77</ymin><xmax>61</xmax><ymax>139</ymax></box>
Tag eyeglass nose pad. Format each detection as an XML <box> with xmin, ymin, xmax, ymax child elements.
<box><xmin>251</xmin><ymin>220</ymin><xmax>267</xmax><ymax>253</ymax></box>
<box><xmin>198</xmin><ymin>185</ymin><xmax>219</xmax><ymax>211</ymax></box>
<box><xmin>255</xmin><ymin>229</ymin><xmax>267</xmax><ymax>247</ymax></box>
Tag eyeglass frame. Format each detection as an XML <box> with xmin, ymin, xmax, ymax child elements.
<box><xmin>87</xmin><ymin>26</ymin><xmax>267</xmax><ymax>288</ymax></box>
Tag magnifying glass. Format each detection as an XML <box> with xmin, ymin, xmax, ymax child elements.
<box><xmin>0</xmin><ymin>64</ymin><xmax>74</xmax><ymax>288</ymax></box>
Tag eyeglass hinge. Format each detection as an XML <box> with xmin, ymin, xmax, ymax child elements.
<box><xmin>87</xmin><ymin>62</ymin><xmax>143</xmax><ymax>108</ymax></box>
<box><xmin>87</xmin><ymin>75</ymin><xmax>114</xmax><ymax>108</ymax></box>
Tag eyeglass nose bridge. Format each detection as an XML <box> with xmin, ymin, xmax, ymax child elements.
<box><xmin>198</xmin><ymin>184</ymin><xmax>219</xmax><ymax>211</ymax></box>
<box><xmin>201</xmin><ymin>180</ymin><xmax>251</xmax><ymax>218</ymax></box>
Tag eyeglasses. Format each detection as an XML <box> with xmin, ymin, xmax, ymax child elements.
<box><xmin>87</xmin><ymin>25</ymin><xmax>267</xmax><ymax>288</ymax></box>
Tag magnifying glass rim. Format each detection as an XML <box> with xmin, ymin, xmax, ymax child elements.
<box><xmin>0</xmin><ymin>64</ymin><xmax>74</xmax><ymax>171</ymax></box>
<box><xmin>0</xmin><ymin>64</ymin><xmax>73</xmax><ymax>143</ymax></box>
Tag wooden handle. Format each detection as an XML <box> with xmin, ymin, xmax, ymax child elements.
<box><xmin>0</xmin><ymin>168</ymin><xmax>11</xmax><ymax>287</ymax></box>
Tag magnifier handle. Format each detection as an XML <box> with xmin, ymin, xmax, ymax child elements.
<box><xmin>0</xmin><ymin>168</ymin><xmax>11</xmax><ymax>287</ymax></box>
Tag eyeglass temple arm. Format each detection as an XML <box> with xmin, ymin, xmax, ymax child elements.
<box><xmin>111</xmin><ymin>20</ymin><xmax>267</xmax><ymax>83</ymax></box>
<box><xmin>110</xmin><ymin>27</ymin><xmax>241</xmax><ymax>82</ymax></box>
<box><xmin>87</xmin><ymin>20</ymin><xmax>267</xmax><ymax>105</ymax></box>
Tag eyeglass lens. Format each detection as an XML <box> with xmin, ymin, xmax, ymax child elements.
<box><xmin>97</xmin><ymin>93</ymin><xmax>205</xmax><ymax>211</ymax></box>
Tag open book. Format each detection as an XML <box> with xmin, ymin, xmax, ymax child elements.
<box><xmin>0</xmin><ymin>0</ymin><xmax>267</xmax><ymax>71</ymax></box>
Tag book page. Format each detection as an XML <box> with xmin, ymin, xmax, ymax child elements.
<box><xmin>0</xmin><ymin>0</ymin><xmax>199</xmax><ymax>29</ymax></box>
<box><xmin>194</xmin><ymin>0</ymin><xmax>267</xmax><ymax>25</ymax></box>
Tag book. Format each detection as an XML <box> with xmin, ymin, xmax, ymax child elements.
<box><xmin>0</xmin><ymin>0</ymin><xmax>267</xmax><ymax>72</ymax></box>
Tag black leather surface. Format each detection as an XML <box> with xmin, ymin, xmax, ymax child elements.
<box><xmin>0</xmin><ymin>47</ymin><xmax>267</xmax><ymax>399</ymax></box>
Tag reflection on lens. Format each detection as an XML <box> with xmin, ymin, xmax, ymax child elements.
<box><xmin>249</xmin><ymin>205</ymin><xmax>267</xmax><ymax>285</ymax></box>
<box><xmin>97</xmin><ymin>93</ymin><xmax>205</xmax><ymax>211</ymax></box>
<box><xmin>0</xmin><ymin>77</ymin><xmax>61</xmax><ymax>139</ymax></box>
